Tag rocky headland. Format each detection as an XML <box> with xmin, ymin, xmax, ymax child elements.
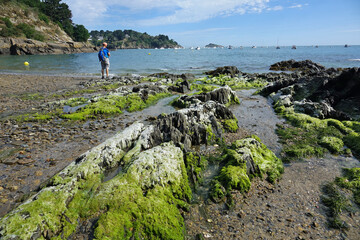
<box><xmin>0</xmin><ymin>60</ymin><xmax>359</xmax><ymax>239</ymax></box>
<box><xmin>0</xmin><ymin>37</ymin><xmax>97</xmax><ymax>55</ymax></box>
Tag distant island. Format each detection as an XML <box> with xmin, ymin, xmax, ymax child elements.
<box><xmin>205</xmin><ymin>43</ymin><xmax>224</xmax><ymax>48</ymax></box>
<box><xmin>90</xmin><ymin>30</ymin><xmax>182</xmax><ymax>49</ymax></box>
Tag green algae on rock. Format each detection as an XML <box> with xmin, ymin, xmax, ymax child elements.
<box><xmin>222</xmin><ymin>118</ymin><xmax>239</xmax><ymax>133</ymax></box>
<box><xmin>321</xmin><ymin>167</ymin><xmax>360</xmax><ymax>230</ymax></box>
<box><xmin>197</xmin><ymin>75</ymin><xmax>268</xmax><ymax>90</ymax></box>
<box><xmin>275</xmin><ymin>104</ymin><xmax>360</xmax><ymax>160</ymax></box>
<box><xmin>61</xmin><ymin>92</ymin><xmax>171</xmax><ymax>121</ymax></box>
<box><xmin>218</xmin><ymin>165</ymin><xmax>251</xmax><ymax>192</ymax></box>
<box><xmin>210</xmin><ymin>137</ymin><xmax>283</xmax><ymax>201</ymax></box>
<box><xmin>171</xmin><ymin>86</ymin><xmax>240</xmax><ymax>109</ymax></box>
<box><xmin>185</xmin><ymin>152</ymin><xmax>208</xmax><ymax>187</ymax></box>
<box><xmin>319</xmin><ymin>136</ymin><xmax>344</xmax><ymax>153</ymax></box>
<box><xmin>0</xmin><ymin>121</ymin><xmax>192</xmax><ymax>239</ymax></box>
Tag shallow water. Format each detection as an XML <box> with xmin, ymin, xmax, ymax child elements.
<box><xmin>1</xmin><ymin>45</ymin><xmax>359</xmax><ymax>76</ymax></box>
<box><xmin>230</xmin><ymin>89</ymin><xmax>284</xmax><ymax>155</ymax></box>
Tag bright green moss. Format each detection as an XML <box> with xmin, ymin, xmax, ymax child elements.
<box><xmin>275</xmin><ymin>105</ymin><xmax>360</xmax><ymax>160</ymax></box>
<box><xmin>0</xmin><ymin>186</ymin><xmax>72</xmax><ymax>239</ymax></box>
<box><xmin>321</xmin><ymin>182</ymin><xmax>351</xmax><ymax>229</ymax></box>
<box><xmin>126</xmin><ymin>94</ymin><xmax>146</xmax><ymax>112</ymax></box>
<box><xmin>321</xmin><ymin>167</ymin><xmax>360</xmax><ymax>230</ymax></box>
<box><xmin>218</xmin><ymin>165</ymin><xmax>251</xmax><ymax>192</ymax></box>
<box><xmin>197</xmin><ymin>75</ymin><xmax>268</xmax><ymax>90</ymax></box>
<box><xmin>209</xmin><ymin>137</ymin><xmax>283</xmax><ymax>203</ymax></box>
<box><xmin>343</xmin><ymin>132</ymin><xmax>360</xmax><ymax>156</ymax></box>
<box><xmin>185</xmin><ymin>152</ymin><xmax>207</xmax><ymax>186</ymax></box>
<box><xmin>206</xmin><ymin>124</ymin><xmax>216</xmax><ymax>143</ymax></box>
<box><xmin>60</xmin><ymin>92</ymin><xmax>170</xmax><ymax>121</ymax></box>
<box><xmin>102</xmin><ymin>83</ymin><xmax>121</xmax><ymax>90</ymax></box>
<box><xmin>0</xmin><ymin>142</ymin><xmax>191</xmax><ymax>239</ymax></box>
<box><xmin>222</xmin><ymin>119</ymin><xmax>239</xmax><ymax>133</ymax></box>
<box><xmin>145</xmin><ymin>92</ymin><xmax>172</xmax><ymax>105</ymax></box>
<box><xmin>319</xmin><ymin>137</ymin><xmax>344</xmax><ymax>153</ymax></box>
<box><xmin>209</xmin><ymin>180</ymin><xmax>225</xmax><ymax>202</ymax></box>
<box><xmin>190</xmin><ymin>83</ymin><xmax>218</xmax><ymax>92</ymax></box>
<box><xmin>15</xmin><ymin>112</ymin><xmax>54</xmax><ymax>122</ymax></box>
<box><xmin>232</xmin><ymin>138</ymin><xmax>284</xmax><ymax>183</ymax></box>
<box><xmin>343</xmin><ymin>121</ymin><xmax>360</xmax><ymax>133</ymax></box>
<box><xmin>64</xmin><ymin>97</ymin><xmax>88</xmax><ymax>107</ymax></box>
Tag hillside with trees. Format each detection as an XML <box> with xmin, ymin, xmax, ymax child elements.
<box><xmin>90</xmin><ymin>30</ymin><xmax>182</xmax><ymax>49</ymax></box>
<box><xmin>0</xmin><ymin>0</ymin><xmax>89</xmax><ymax>42</ymax></box>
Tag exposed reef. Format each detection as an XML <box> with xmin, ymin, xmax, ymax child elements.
<box><xmin>1</xmin><ymin>86</ymin><xmax>282</xmax><ymax>239</ymax></box>
<box><xmin>1</xmin><ymin>60</ymin><xmax>360</xmax><ymax>239</ymax></box>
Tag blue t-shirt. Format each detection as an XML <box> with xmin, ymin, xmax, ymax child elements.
<box><xmin>102</xmin><ymin>47</ymin><xmax>109</xmax><ymax>58</ymax></box>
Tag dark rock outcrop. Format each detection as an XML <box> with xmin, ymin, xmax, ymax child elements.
<box><xmin>308</xmin><ymin>68</ymin><xmax>360</xmax><ymax>106</ymax></box>
<box><xmin>147</xmin><ymin>72</ymin><xmax>195</xmax><ymax>81</ymax></box>
<box><xmin>132</xmin><ymin>84</ymin><xmax>168</xmax><ymax>100</ymax></box>
<box><xmin>168</xmin><ymin>80</ymin><xmax>190</xmax><ymax>93</ymax></box>
<box><xmin>149</xmin><ymin>101</ymin><xmax>236</xmax><ymax>151</ymax></box>
<box><xmin>269</xmin><ymin>59</ymin><xmax>326</xmax><ymax>73</ymax></box>
<box><xmin>0</xmin><ymin>37</ymin><xmax>97</xmax><ymax>55</ymax></box>
<box><xmin>205</xmin><ymin>66</ymin><xmax>240</xmax><ymax>77</ymax></box>
<box><xmin>264</xmin><ymin>63</ymin><xmax>359</xmax><ymax>120</ymax></box>
<box><xmin>173</xmin><ymin>86</ymin><xmax>239</xmax><ymax>108</ymax></box>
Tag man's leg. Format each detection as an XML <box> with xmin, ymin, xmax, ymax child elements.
<box><xmin>101</xmin><ymin>69</ymin><xmax>104</xmax><ymax>78</ymax></box>
<box><xmin>106</xmin><ymin>68</ymin><xmax>109</xmax><ymax>78</ymax></box>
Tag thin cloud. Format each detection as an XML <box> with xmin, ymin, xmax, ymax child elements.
<box><xmin>289</xmin><ymin>4</ymin><xmax>303</xmax><ymax>9</ymax></box>
<box><xmin>64</xmin><ymin>0</ymin><xmax>271</xmax><ymax>26</ymax></box>
<box><xmin>267</xmin><ymin>5</ymin><xmax>283</xmax><ymax>11</ymax></box>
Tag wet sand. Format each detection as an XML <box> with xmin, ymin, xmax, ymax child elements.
<box><xmin>184</xmin><ymin>90</ymin><xmax>360</xmax><ymax>240</ymax></box>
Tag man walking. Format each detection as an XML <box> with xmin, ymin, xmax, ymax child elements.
<box><xmin>98</xmin><ymin>42</ymin><xmax>110</xmax><ymax>79</ymax></box>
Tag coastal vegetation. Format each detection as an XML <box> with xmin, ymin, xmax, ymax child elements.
<box><xmin>0</xmin><ymin>0</ymin><xmax>89</xmax><ymax>42</ymax></box>
<box><xmin>89</xmin><ymin>29</ymin><xmax>181</xmax><ymax>49</ymax></box>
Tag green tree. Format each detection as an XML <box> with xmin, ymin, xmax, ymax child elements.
<box><xmin>73</xmin><ymin>24</ymin><xmax>89</xmax><ymax>42</ymax></box>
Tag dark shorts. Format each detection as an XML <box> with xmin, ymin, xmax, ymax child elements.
<box><xmin>101</xmin><ymin>58</ymin><xmax>110</xmax><ymax>70</ymax></box>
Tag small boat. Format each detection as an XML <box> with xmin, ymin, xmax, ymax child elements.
<box><xmin>228</xmin><ymin>45</ymin><xmax>233</xmax><ymax>49</ymax></box>
<box><xmin>315</xmin><ymin>45</ymin><xmax>319</xmax><ymax>48</ymax></box>
<box><xmin>345</xmin><ymin>44</ymin><xmax>349</xmax><ymax>48</ymax></box>
<box><xmin>195</xmin><ymin>47</ymin><xmax>200</xmax><ymax>50</ymax></box>
<box><xmin>276</xmin><ymin>46</ymin><xmax>280</xmax><ymax>49</ymax></box>
<box><xmin>291</xmin><ymin>45</ymin><xmax>296</xmax><ymax>49</ymax></box>
<box><xmin>251</xmin><ymin>46</ymin><xmax>256</xmax><ymax>49</ymax></box>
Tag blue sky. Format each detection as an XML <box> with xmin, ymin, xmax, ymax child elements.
<box><xmin>63</xmin><ymin>0</ymin><xmax>360</xmax><ymax>47</ymax></box>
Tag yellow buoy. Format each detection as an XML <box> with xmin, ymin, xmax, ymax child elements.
<box><xmin>148</xmin><ymin>53</ymin><xmax>151</xmax><ymax>55</ymax></box>
<box><xmin>24</xmin><ymin>61</ymin><xmax>29</xmax><ymax>66</ymax></box>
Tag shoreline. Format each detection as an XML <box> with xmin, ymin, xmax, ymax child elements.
<box><xmin>0</xmin><ymin>63</ymin><xmax>359</xmax><ymax>239</ymax></box>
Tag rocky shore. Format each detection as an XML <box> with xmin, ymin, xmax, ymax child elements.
<box><xmin>0</xmin><ymin>37</ymin><xmax>97</xmax><ymax>55</ymax></box>
<box><xmin>0</xmin><ymin>60</ymin><xmax>359</xmax><ymax>239</ymax></box>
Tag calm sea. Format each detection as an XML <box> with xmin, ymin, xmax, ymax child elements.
<box><xmin>0</xmin><ymin>45</ymin><xmax>359</xmax><ymax>77</ymax></box>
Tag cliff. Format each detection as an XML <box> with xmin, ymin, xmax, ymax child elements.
<box><xmin>0</xmin><ymin>1</ymin><xmax>95</xmax><ymax>55</ymax></box>
<box><xmin>0</xmin><ymin>37</ymin><xmax>96</xmax><ymax>55</ymax></box>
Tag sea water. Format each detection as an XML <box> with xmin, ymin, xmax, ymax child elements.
<box><xmin>0</xmin><ymin>45</ymin><xmax>359</xmax><ymax>76</ymax></box>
